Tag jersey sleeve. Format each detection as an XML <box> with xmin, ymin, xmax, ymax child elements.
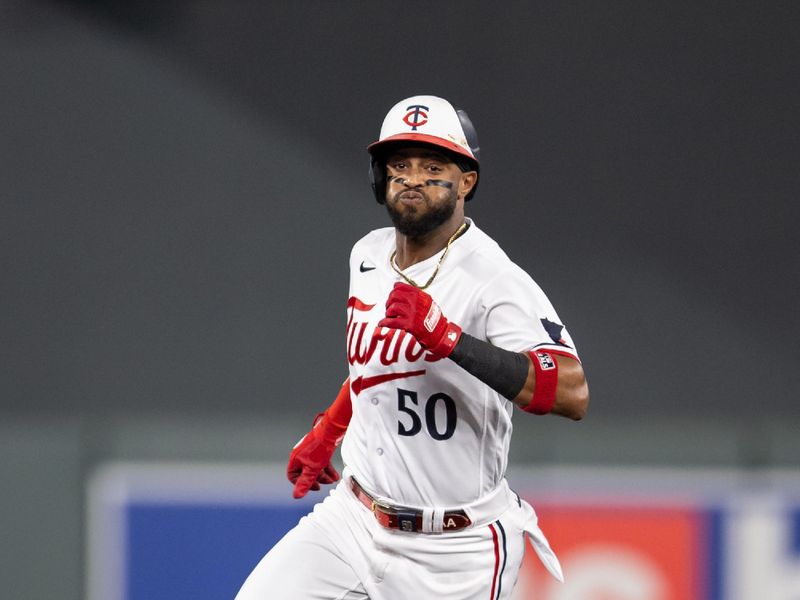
<box><xmin>480</xmin><ymin>265</ymin><xmax>579</xmax><ymax>360</ymax></box>
<box><xmin>347</xmin><ymin>230</ymin><xmax>379</xmax><ymax>297</ymax></box>
<box><xmin>347</xmin><ymin>241</ymin><xmax>358</xmax><ymax>297</ymax></box>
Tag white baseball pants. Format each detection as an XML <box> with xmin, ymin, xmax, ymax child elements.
<box><xmin>235</xmin><ymin>473</ymin><xmax>561</xmax><ymax>600</ymax></box>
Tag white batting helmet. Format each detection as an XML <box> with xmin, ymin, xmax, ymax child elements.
<box><xmin>368</xmin><ymin>95</ymin><xmax>480</xmax><ymax>204</ymax></box>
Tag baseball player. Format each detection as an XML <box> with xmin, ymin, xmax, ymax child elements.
<box><xmin>236</xmin><ymin>95</ymin><xmax>589</xmax><ymax>599</ymax></box>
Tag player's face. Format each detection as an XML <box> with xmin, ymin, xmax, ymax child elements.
<box><xmin>384</xmin><ymin>147</ymin><xmax>474</xmax><ymax>238</ymax></box>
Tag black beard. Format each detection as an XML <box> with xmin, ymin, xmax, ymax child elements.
<box><xmin>385</xmin><ymin>189</ymin><xmax>458</xmax><ymax>238</ymax></box>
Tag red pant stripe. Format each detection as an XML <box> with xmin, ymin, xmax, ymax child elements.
<box><xmin>488</xmin><ymin>523</ymin><xmax>500</xmax><ymax>599</ymax></box>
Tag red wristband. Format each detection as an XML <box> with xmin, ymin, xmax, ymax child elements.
<box><xmin>523</xmin><ymin>350</ymin><xmax>559</xmax><ymax>414</ymax></box>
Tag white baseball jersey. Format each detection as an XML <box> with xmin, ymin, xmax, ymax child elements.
<box><xmin>341</xmin><ymin>218</ymin><xmax>578</xmax><ymax>508</ymax></box>
<box><xmin>236</xmin><ymin>217</ymin><xmax>570</xmax><ymax>600</ymax></box>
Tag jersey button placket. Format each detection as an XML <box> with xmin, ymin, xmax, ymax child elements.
<box><xmin>371</xmin><ymin>396</ymin><xmax>382</xmax><ymax>454</ymax></box>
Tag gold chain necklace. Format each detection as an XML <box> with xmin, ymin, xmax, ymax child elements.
<box><xmin>390</xmin><ymin>221</ymin><xmax>467</xmax><ymax>290</ymax></box>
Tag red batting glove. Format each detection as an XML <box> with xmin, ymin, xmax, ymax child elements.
<box><xmin>286</xmin><ymin>412</ymin><xmax>344</xmax><ymax>499</ymax></box>
<box><xmin>378</xmin><ymin>282</ymin><xmax>462</xmax><ymax>359</ymax></box>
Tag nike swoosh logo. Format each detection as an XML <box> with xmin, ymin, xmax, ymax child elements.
<box><xmin>351</xmin><ymin>370</ymin><xmax>425</xmax><ymax>395</ymax></box>
<box><xmin>360</xmin><ymin>261</ymin><xmax>376</xmax><ymax>273</ymax></box>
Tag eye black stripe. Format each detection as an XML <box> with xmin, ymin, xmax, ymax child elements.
<box><xmin>424</xmin><ymin>179</ymin><xmax>453</xmax><ymax>189</ymax></box>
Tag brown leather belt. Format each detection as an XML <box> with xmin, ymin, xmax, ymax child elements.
<box><xmin>350</xmin><ymin>477</ymin><xmax>472</xmax><ymax>533</ymax></box>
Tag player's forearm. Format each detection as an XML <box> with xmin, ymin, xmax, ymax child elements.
<box><xmin>448</xmin><ymin>333</ymin><xmax>530</xmax><ymax>402</ymax></box>
<box><xmin>325</xmin><ymin>378</ymin><xmax>353</xmax><ymax>433</ymax></box>
<box><xmin>449</xmin><ymin>334</ymin><xmax>589</xmax><ymax>419</ymax></box>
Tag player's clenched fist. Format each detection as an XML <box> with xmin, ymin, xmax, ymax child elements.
<box><xmin>378</xmin><ymin>282</ymin><xmax>462</xmax><ymax>359</ymax></box>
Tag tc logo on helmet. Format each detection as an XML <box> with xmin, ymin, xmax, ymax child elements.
<box><xmin>402</xmin><ymin>104</ymin><xmax>429</xmax><ymax>130</ymax></box>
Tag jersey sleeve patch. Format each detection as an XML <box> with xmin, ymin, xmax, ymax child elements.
<box><xmin>540</xmin><ymin>318</ymin><xmax>571</xmax><ymax>348</ymax></box>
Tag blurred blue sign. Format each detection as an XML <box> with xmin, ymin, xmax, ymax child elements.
<box><xmin>86</xmin><ymin>463</ymin><xmax>800</xmax><ymax>600</ymax></box>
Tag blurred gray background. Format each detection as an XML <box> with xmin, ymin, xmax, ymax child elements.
<box><xmin>1</xmin><ymin>1</ymin><xmax>798</xmax><ymax>598</ymax></box>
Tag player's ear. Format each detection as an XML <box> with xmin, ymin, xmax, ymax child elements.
<box><xmin>458</xmin><ymin>171</ymin><xmax>478</xmax><ymax>201</ymax></box>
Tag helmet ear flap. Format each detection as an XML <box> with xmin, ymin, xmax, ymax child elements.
<box><xmin>369</xmin><ymin>157</ymin><xmax>387</xmax><ymax>204</ymax></box>
<box><xmin>456</xmin><ymin>109</ymin><xmax>480</xmax><ymax>162</ymax></box>
<box><xmin>454</xmin><ymin>109</ymin><xmax>480</xmax><ymax>202</ymax></box>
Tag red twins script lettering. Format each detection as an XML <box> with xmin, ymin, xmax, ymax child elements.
<box><xmin>346</xmin><ymin>296</ymin><xmax>441</xmax><ymax>366</ymax></box>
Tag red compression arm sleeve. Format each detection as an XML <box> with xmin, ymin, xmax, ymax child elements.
<box><xmin>324</xmin><ymin>378</ymin><xmax>353</xmax><ymax>435</ymax></box>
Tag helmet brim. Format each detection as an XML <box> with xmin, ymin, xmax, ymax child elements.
<box><xmin>367</xmin><ymin>133</ymin><xmax>477</xmax><ymax>168</ymax></box>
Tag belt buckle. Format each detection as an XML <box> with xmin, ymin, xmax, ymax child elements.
<box><xmin>370</xmin><ymin>498</ymin><xmax>418</xmax><ymax>533</ymax></box>
<box><xmin>371</xmin><ymin>499</ymin><xmax>392</xmax><ymax>514</ymax></box>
